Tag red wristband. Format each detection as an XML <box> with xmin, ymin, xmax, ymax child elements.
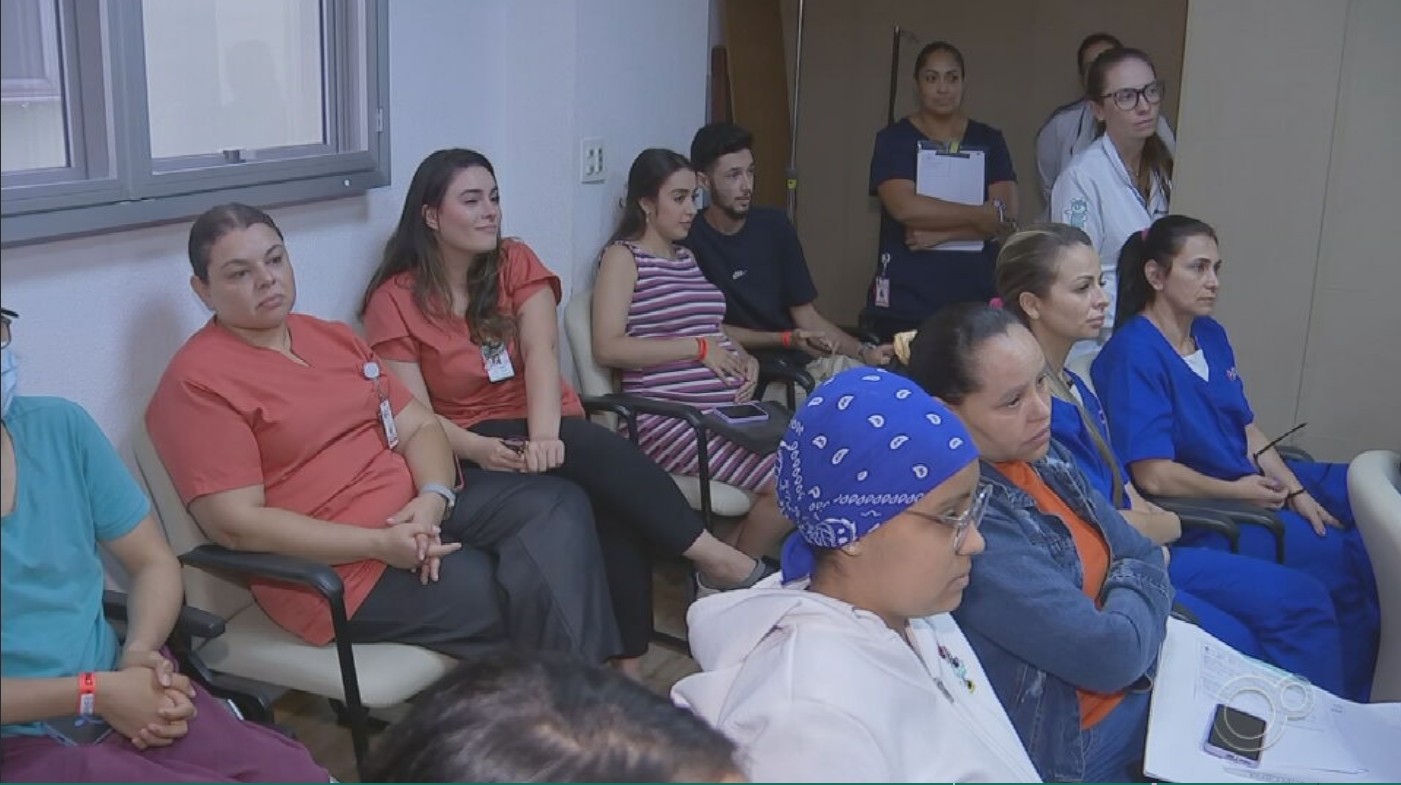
<box><xmin>695</xmin><ymin>337</ymin><xmax>708</xmax><ymax>361</ymax></box>
<box><xmin>78</xmin><ymin>672</ymin><xmax>96</xmax><ymax>716</ymax></box>
<box><xmin>780</xmin><ymin>330</ymin><xmax>794</xmax><ymax>348</ymax></box>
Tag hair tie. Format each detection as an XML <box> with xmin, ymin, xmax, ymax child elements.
<box><xmin>988</xmin><ymin>297</ymin><xmax>1004</xmax><ymax>309</ymax></box>
<box><xmin>1140</xmin><ymin>228</ymin><xmax>1150</xmax><ymax>240</ymax></box>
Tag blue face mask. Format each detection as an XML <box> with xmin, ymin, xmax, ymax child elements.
<box><xmin>1</xmin><ymin>347</ymin><xmax>16</xmax><ymax>420</ymax></box>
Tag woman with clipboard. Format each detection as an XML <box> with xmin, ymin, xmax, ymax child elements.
<box><xmin>864</xmin><ymin>41</ymin><xmax>1018</xmax><ymax>343</ymax></box>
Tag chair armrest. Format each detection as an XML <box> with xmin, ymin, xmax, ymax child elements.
<box><xmin>600</xmin><ymin>392</ymin><xmax>707</xmax><ymax>427</ymax></box>
<box><xmin>1172</xmin><ymin>510</ymin><xmax>1241</xmax><ymax>554</ymax></box>
<box><xmin>579</xmin><ymin>394</ymin><xmax>633</xmax><ymax>420</ymax></box>
<box><xmin>754</xmin><ymin>353</ymin><xmax>815</xmax><ymax>393</ymax></box>
<box><xmin>839</xmin><ymin>324</ymin><xmax>882</xmax><ymax>346</ymax></box>
<box><xmin>179</xmin><ymin>544</ymin><xmax>346</xmax><ymax>603</ymax></box>
<box><xmin>102</xmin><ymin>589</ymin><xmax>227</xmax><ymax>639</ymax></box>
<box><xmin>1144</xmin><ymin>496</ymin><xmax>1286</xmax><ymax>563</ymax></box>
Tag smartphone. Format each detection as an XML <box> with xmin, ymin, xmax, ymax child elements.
<box><xmin>501</xmin><ymin>435</ymin><xmax>528</xmax><ymax>455</ymax></box>
<box><xmin>1202</xmin><ymin>703</ymin><xmax>1267</xmax><ymax>769</ymax></box>
<box><xmin>42</xmin><ymin>715</ymin><xmax>113</xmax><ymax>746</ymax></box>
<box><xmin>712</xmin><ymin>403</ymin><xmax>771</xmax><ymax>425</ymax></box>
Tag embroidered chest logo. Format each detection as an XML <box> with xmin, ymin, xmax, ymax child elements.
<box><xmin>1226</xmin><ymin>367</ymin><xmax>1239</xmax><ymax>382</ymax></box>
<box><xmin>731</xmin><ymin>269</ymin><xmax>748</xmax><ymax>280</ymax></box>
<box><xmin>1064</xmin><ymin>197</ymin><xmax>1089</xmax><ymax>228</ymax></box>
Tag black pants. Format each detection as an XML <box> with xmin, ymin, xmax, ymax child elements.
<box><xmin>860</xmin><ymin>312</ymin><xmax>924</xmax><ymax>344</ymax></box>
<box><xmin>471</xmin><ymin>416</ymin><xmax>708</xmax><ymax>657</ymax></box>
<box><xmin>346</xmin><ymin>470</ymin><xmax>621</xmax><ymax>662</ymax></box>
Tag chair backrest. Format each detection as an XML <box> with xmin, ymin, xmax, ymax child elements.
<box><xmin>563</xmin><ymin>287</ymin><xmax>618</xmax><ymax>398</ymax></box>
<box><xmin>1348</xmin><ymin>449</ymin><xmax>1401</xmax><ymax>702</ymax></box>
<box><xmin>133</xmin><ymin>416</ymin><xmax>255</xmax><ymax>621</ymax></box>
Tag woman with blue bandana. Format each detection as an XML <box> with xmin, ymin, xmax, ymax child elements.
<box><xmin>906</xmin><ymin>304</ymin><xmax>1171</xmax><ymax>783</ymax></box>
<box><xmin>671</xmin><ymin>369</ymin><xmax>1040</xmax><ymax>783</ymax></box>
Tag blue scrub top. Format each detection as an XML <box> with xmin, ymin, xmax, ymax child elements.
<box><xmin>867</xmin><ymin>117</ymin><xmax>1016</xmax><ymax>323</ymax></box>
<box><xmin>1091</xmin><ymin>315</ymin><xmax>1257</xmax><ymax>481</ymax></box>
<box><xmin>1050</xmin><ymin>370</ymin><xmax>1130</xmax><ymax>508</ymax></box>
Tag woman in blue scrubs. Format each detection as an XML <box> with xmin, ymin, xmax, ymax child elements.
<box><xmin>1092</xmin><ymin>215</ymin><xmax>1379</xmax><ymax>701</ymax></box>
<box><xmin>994</xmin><ymin>223</ymin><xmax>1345</xmax><ymax>695</ymax></box>
<box><xmin>863</xmin><ymin>40</ymin><xmax>1018</xmax><ymax>342</ymax></box>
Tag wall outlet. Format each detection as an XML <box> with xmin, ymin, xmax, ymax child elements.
<box><xmin>580</xmin><ymin>137</ymin><xmax>605</xmax><ymax>183</ymax></box>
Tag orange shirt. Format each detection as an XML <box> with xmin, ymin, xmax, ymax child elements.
<box><xmin>995</xmin><ymin>460</ymin><xmax>1125</xmax><ymax>730</ymax></box>
<box><xmin>362</xmin><ymin>240</ymin><xmax>584</xmax><ymax>429</ymax></box>
<box><xmin>146</xmin><ymin>315</ymin><xmax>416</xmax><ymax>646</ymax></box>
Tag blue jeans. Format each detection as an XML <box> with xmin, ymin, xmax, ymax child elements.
<box><xmin>1081</xmin><ymin>688</ymin><xmax>1150</xmax><ymax>783</ymax></box>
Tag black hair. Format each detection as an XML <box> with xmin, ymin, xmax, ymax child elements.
<box><xmin>1077</xmin><ymin>32</ymin><xmax>1123</xmax><ymax>77</ymax></box>
<box><xmin>995</xmin><ymin>223</ymin><xmax>1096</xmax><ymax>325</ymax></box>
<box><xmin>1085</xmin><ymin>47</ymin><xmax>1173</xmax><ymax>203</ymax></box>
<box><xmin>608</xmin><ymin>148</ymin><xmax>693</xmax><ymax>246</ymax></box>
<box><xmin>361</xmin><ymin>148</ymin><xmax>514</xmax><ymax>343</ymax></box>
<box><xmin>905</xmin><ymin>304</ymin><xmax>1023</xmax><ymax>404</ymax></box>
<box><xmin>1114</xmin><ymin>214</ymin><xmax>1219</xmax><ymax>330</ymax></box>
<box><xmin>362</xmin><ymin>651</ymin><xmax>740</xmax><ymax>783</ymax></box>
<box><xmin>689</xmin><ymin>122</ymin><xmax>753</xmax><ymax>175</ymax></box>
<box><xmin>913</xmin><ymin>40</ymin><xmax>965</xmax><ymax>77</ymax></box>
<box><xmin>187</xmin><ymin>203</ymin><xmax>284</xmax><ymax>282</ymax></box>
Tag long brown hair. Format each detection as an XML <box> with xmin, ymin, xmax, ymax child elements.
<box><xmin>608</xmin><ymin>149</ymin><xmax>693</xmax><ymax>246</ymax></box>
<box><xmin>1086</xmin><ymin>47</ymin><xmax>1173</xmax><ymax>205</ymax></box>
<box><xmin>361</xmin><ymin>148</ymin><xmax>513</xmax><ymax>344</ymax></box>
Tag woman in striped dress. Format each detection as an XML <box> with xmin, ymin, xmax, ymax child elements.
<box><xmin>593</xmin><ymin>149</ymin><xmax>792</xmax><ymax>564</ymax></box>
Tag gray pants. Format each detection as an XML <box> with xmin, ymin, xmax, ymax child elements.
<box><xmin>345</xmin><ymin>470</ymin><xmax>621</xmax><ymax>662</ymax></box>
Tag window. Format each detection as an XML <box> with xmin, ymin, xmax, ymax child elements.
<box><xmin>1</xmin><ymin>0</ymin><xmax>388</xmax><ymax>246</ymax></box>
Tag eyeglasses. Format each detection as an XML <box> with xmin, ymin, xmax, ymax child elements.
<box><xmin>1101</xmin><ymin>80</ymin><xmax>1165</xmax><ymax>111</ymax></box>
<box><xmin>906</xmin><ymin>483</ymin><xmax>992</xmax><ymax>553</ymax></box>
<box><xmin>1252</xmin><ymin>422</ymin><xmax>1308</xmax><ymax>470</ymax></box>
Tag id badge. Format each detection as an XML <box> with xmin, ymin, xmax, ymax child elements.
<box><xmin>874</xmin><ymin>276</ymin><xmax>891</xmax><ymax>309</ymax></box>
<box><xmin>364</xmin><ymin>361</ymin><xmax>400</xmax><ymax>449</ymax></box>
<box><xmin>482</xmin><ymin>343</ymin><xmax>516</xmax><ymax>383</ymax></box>
<box><xmin>378</xmin><ymin>398</ymin><xmax>400</xmax><ymax>449</ymax></box>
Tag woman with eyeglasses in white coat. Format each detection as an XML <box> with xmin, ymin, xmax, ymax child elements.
<box><xmin>1050</xmin><ymin>47</ymin><xmax>1171</xmax><ymax>360</ymax></box>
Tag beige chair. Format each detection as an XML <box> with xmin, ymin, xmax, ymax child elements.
<box><xmin>563</xmin><ymin>287</ymin><xmax>757</xmax><ymax>519</ymax></box>
<box><xmin>1348</xmin><ymin>450</ymin><xmax>1401</xmax><ymax>702</ymax></box>
<box><xmin>133</xmin><ymin>419</ymin><xmax>455</xmax><ymax>774</ymax></box>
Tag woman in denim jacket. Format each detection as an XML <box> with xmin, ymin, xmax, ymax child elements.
<box><xmin>904</xmin><ymin>303</ymin><xmax>1171</xmax><ymax>783</ymax></box>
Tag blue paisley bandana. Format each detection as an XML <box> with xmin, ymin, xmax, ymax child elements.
<box><xmin>778</xmin><ymin>368</ymin><xmax>979</xmax><ymax>581</ymax></box>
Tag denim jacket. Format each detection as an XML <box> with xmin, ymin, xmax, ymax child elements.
<box><xmin>952</xmin><ymin>440</ymin><xmax>1172</xmax><ymax>782</ymax></box>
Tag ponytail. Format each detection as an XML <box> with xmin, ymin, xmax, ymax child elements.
<box><xmin>1114</xmin><ymin>215</ymin><xmax>1219</xmax><ymax>330</ymax></box>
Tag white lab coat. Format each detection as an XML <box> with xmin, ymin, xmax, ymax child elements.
<box><xmin>671</xmin><ymin>574</ymin><xmax>1041</xmax><ymax>783</ymax></box>
<box><xmin>1036</xmin><ymin>100</ymin><xmax>1176</xmax><ymax>216</ymax></box>
<box><xmin>1050</xmin><ymin>134</ymin><xmax>1170</xmax><ymax>361</ymax></box>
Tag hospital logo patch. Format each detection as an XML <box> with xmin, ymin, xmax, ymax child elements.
<box><xmin>1226</xmin><ymin>367</ymin><xmax>1239</xmax><ymax>382</ymax></box>
<box><xmin>1064</xmin><ymin>197</ymin><xmax>1089</xmax><ymax>228</ymax></box>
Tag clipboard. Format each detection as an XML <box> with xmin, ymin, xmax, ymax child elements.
<box><xmin>915</xmin><ymin>141</ymin><xmax>985</xmax><ymax>252</ymax></box>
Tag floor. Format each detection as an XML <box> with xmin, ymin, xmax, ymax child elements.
<box><xmin>275</xmin><ymin>561</ymin><xmax>701</xmax><ymax>783</ymax></box>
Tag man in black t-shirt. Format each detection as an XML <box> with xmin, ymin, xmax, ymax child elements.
<box><xmin>682</xmin><ymin>123</ymin><xmax>893</xmax><ymax>383</ymax></box>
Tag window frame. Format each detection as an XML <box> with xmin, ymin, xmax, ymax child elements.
<box><xmin>1</xmin><ymin>0</ymin><xmax>390</xmax><ymax>248</ymax></box>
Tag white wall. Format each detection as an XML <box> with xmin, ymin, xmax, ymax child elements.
<box><xmin>1174</xmin><ymin>0</ymin><xmax>1401</xmax><ymax>459</ymax></box>
<box><xmin>0</xmin><ymin>0</ymin><xmax>710</xmax><ymax>466</ymax></box>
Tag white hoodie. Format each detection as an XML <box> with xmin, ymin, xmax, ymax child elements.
<box><xmin>672</xmin><ymin>575</ymin><xmax>1041</xmax><ymax>783</ymax></box>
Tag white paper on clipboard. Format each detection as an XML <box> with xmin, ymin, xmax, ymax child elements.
<box><xmin>915</xmin><ymin>144</ymin><xmax>985</xmax><ymax>252</ymax></box>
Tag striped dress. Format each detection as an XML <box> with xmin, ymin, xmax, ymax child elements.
<box><xmin>617</xmin><ymin>241</ymin><xmax>777</xmax><ymax>491</ymax></box>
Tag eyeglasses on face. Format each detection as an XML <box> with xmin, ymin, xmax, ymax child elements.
<box><xmin>1102</xmin><ymin>79</ymin><xmax>1165</xmax><ymax>111</ymax></box>
<box><xmin>906</xmin><ymin>483</ymin><xmax>992</xmax><ymax>553</ymax></box>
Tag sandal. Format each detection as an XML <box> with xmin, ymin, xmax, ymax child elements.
<box><xmin>693</xmin><ymin>558</ymin><xmax>774</xmax><ymax>601</ymax></box>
